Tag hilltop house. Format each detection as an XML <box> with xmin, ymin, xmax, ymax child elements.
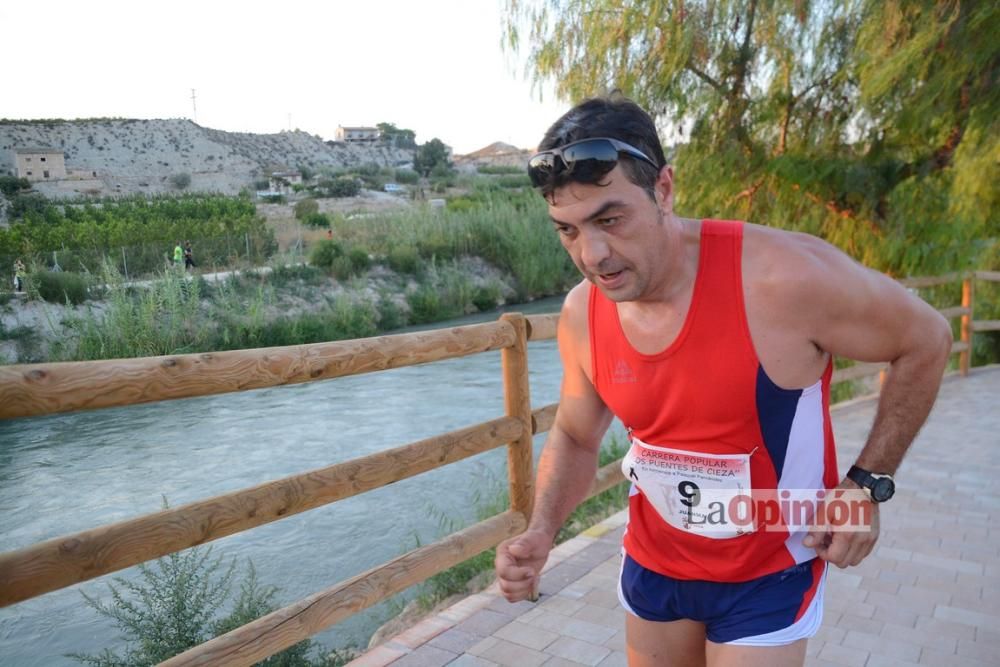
<box><xmin>13</xmin><ymin>147</ymin><xmax>67</xmax><ymax>181</ymax></box>
<box><xmin>335</xmin><ymin>126</ymin><xmax>380</xmax><ymax>143</ymax></box>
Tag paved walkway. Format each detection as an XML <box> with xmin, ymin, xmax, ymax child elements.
<box><xmin>350</xmin><ymin>367</ymin><xmax>1000</xmax><ymax>667</ymax></box>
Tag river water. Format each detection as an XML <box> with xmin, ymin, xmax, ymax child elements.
<box><xmin>0</xmin><ymin>296</ymin><xmax>627</xmax><ymax>666</ymax></box>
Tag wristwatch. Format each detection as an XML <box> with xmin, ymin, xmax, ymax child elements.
<box><xmin>846</xmin><ymin>465</ymin><xmax>896</xmax><ymax>503</ymax></box>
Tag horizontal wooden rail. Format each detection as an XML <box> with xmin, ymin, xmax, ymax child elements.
<box><xmin>526</xmin><ymin>313</ymin><xmax>559</xmax><ymax>341</ymax></box>
<box><xmin>831</xmin><ymin>362</ymin><xmax>886</xmax><ymax>384</ymax></box>
<box><xmin>975</xmin><ymin>270</ymin><xmax>1000</xmax><ymax>282</ymax></box>
<box><xmin>951</xmin><ymin>341</ymin><xmax>970</xmax><ymax>354</ymax></box>
<box><xmin>973</xmin><ymin>320</ymin><xmax>1000</xmax><ymax>333</ymax></box>
<box><xmin>898</xmin><ymin>273</ymin><xmax>962</xmax><ymax>289</ymax></box>
<box><xmin>938</xmin><ymin>306</ymin><xmax>970</xmax><ymax>319</ymax></box>
<box><xmin>0</xmin><ymin>416</ymin><xmax>521</xmax><ymax>607</ymax></box>
<box><xmin>0</xmin><ymin>321</ymin><xmax>517</xmax><ymax>420</ymax></box>
<box><xmin>587</xmin><ymin>459</ymin><xmax>627</xmax><ymax>500</ymax></box>
<box><xmin>532</xmin><ymin>403</ymin><xmax>558</xmax><ymax>435</ymax></box>
<box><xmin>161</xmin><ymin>510</ymin><xmax>528</xmax><ymax>667</ymax></box>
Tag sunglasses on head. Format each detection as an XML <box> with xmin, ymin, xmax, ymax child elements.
<box><xmin>527</xmin><ymin>137</ymin><xmax>660</xmax><ymax>188</ymax></box>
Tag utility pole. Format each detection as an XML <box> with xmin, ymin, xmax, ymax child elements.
<box><xmin>191</xmin><ymin>89</ymin><xmax>198</xmax><ymax>123</ymax></box>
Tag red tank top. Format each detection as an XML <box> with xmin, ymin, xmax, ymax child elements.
<box><xmin>589</xmin><ymin>219</ymin><xmax>838</xmax><ymax>582</ymax></box>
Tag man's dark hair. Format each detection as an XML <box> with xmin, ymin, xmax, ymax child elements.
<box><xmin>535</xmin><ymin>95</ymin><xmax>666</xmax><ymax>200</ymax></box>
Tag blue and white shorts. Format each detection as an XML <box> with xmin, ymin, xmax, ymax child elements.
<box><xmin>618</xmin><ymin>554</ymin><xmax>827</xmax><ymax>645</ymax></box>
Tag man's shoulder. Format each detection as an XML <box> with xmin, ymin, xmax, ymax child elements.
<box><xmin>558</xmin><ymin>279</ymin><xmax>592</xmax><ymax>339</ymax></box>
<box><xmin>742</xmin><ymin>223</ymin><xmax>848</xmax><ymax>289</ymax></box>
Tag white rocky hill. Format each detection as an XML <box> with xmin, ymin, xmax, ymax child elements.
<box><xmin>0</xmin><ymin>119</ymin><xmax>414</xmax><ymax>197</ymax></box>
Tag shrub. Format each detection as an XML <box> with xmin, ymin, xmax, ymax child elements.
<box><xmin>309</xmin><ymin>239</ymin><xmax>344</xmax><ymax>270</ymax></box>
<box><xmin>0</xmin><ymin>175</ymin><xmax>30</xmax><ymax>197</ymax></box>
<box><xmin>303</xmin><ymin>212</ymin><xmax>332</xmax><ymax>228</ymax></box>
<box><xmin>347</xmin><ymin>247</ymin><xmax>371</xmax><ymax>272</ymax></box>
<box><xmin>170</xmin><ymin>172</ymin><xmax>192</xmax><ymax>190</ymax></box>
<box><xmin>329</xmin><ymin>255</ymin><xmax>356</xmax><ymax>281</ymax></box>
<box><xmin>394</xmin><ymin>168</ymin><xmax>419</xmax><ymax>184</ymax></box>
<box><xmin>472</xmin><ymin>283</ymin><xmax>503</xmax><ymax>312</ymax></box>
<box><xmin>477</xmin><ymin>165</ymin><xmax>523</xmax><ymax>175</ymax></box>
<box><xmin>406</xmin><ymin>285</ymin><xmax>443</xmax><ymax>324</ymax></box>
<box><xmin>34</xmin><ymin>270</ymin><xmax>91</xmax><ymax>305</ymax></box>
<box><xmin>70</xmin><ymin>546</ymin><xmax>343</xmax><ymax>666</ymax></box>
<box><xmin>294</xmin><ymin>198</ymin><xmax>319</xmax><ymax>220</ymax></box>
<box><xmin>320</xmin><ymin>177</ymin><xmax>361</xmax><ymax>198</ymax></box>
<box><xmin>387</xmin><ymin>245</ymin><xmax>421</xmax><ymax>274</ymax></box>
<box><xmin>497</xmin><ymin>174</ymin><xmax>531</xmax><ymax>188</ymax></box>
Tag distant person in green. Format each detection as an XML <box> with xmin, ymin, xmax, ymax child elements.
<box><xmin>173</xmin><ymin>242</ymin><xmax>184</xmax><ymax>269</ymax></box>
<box><xmin>13</xmin><ymin>258</ymin><xmax>25</xmax><ymax>292</ymax></box>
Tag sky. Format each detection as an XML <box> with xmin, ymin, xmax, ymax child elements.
<box><xmin>3</xmin><ymin>0</ymin><xmax>570</xmax><ymax>155</ymax></box>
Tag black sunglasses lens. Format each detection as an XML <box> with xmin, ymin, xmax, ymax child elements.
<box><xmin>528</xmin><ymin>153</ymin><xmax>558</xmax><ymax>187</ymax></box>
<box><xmin>562</xmin><ymin>140</ymin><xmax>618</xmax><ymax>166</ymax></box>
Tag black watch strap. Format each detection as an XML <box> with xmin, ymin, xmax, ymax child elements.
<box><xmin>847</xmin><ymin>465</ymin><xmax>895</xmax><ymax>503</ymax></box>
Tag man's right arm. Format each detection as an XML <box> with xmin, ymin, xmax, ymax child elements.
<box><xmin>495</xmin><ymin>283</ymin><xmax>613</xmax><ymax>602</ymax></box>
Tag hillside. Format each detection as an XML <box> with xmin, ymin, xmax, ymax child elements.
<box><xmin>0</xmin><ymin>119</ymin><xmax>414</xmax><ymax>197</ymax></box>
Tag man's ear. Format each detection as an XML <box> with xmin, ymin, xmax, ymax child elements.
<box><xmin>655</xmin><ymin>166</ymin><xmax>674</xmax><ymax>208</ymax></box>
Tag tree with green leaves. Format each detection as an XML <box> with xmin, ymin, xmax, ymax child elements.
<box><xmin>377</xmin><ymin>122</ymin><xmax>417</xmax><ymax>149</ymax></box>
<box><xmin>504</xmin><ymin>0</ymin><xmax>998</xmax><ymax>276</ymax></box>
<box><xmin>414</xmin><ymin>138</ymin><xmax>452</xmax><ymax>177</ymax></box>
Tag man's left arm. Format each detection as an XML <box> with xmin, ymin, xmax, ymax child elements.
<box><xmin>795</xmin><ymin>239</ymin><xmax>953</xmax><ymax>566</ymax></box>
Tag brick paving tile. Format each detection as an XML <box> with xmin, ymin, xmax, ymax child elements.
<box><xmin>861</xmin><ymin>576</ymin><xmax>900</xmax><ymax>595</ymax></box>
<box><xmin>540</xmin><ymin>657</ymin><xmax>589</xmax><ymax>667</ymax></box>
<box><xmin>579</xmin><ymin>586</ymin><xmax>621</xmax><ymax>610</ymax></box>
<box><xmin>867</xmin><ymin>590</ymin><xmax>936</xmax><ymax>615</ymax></box>
<box><xmin>486</xmin><ymin>597</ymin><xmax>536</xmax><ymax>617</ymax></box>
<box><xmin>538</xmin><ymin>595</ymin><xmax>588</xmax><ymax>616</ymax></box>
<box><xmin>538</xmin><ymin>564</ymin><xmax>592</xmax><ymax>596</ymax></box>
<box><xmin>814</xmin><ymin>625</ymin><xmax>847</xmax><ymax>646</ymax></box>
<box><xmin>933</xmin><ymin>604</ymin><xmax>1000</xmax><ymax>630</ymax></box>
<box><xmin>346</xmin><ymin>644</ymin><xmax>407</xmax><ymax>667</ymax></box>
<box><xmin>834</xmin><ymin>612</ymin><xmax>883</xmax><ymax>634</ymax></box>
<box><xmin>455</xmin><ymin>610</ymin><xmax>517</xmax><ymax>638</ymax></box>
<box><xmin>878</xmin><ymin>622</ymin><xmax>957</xmax><ymax>654</ymax></box>
<box><xmin>446</xmin><ymin>656</ymin><xmax>498</xmax><ymax>666</ymax></box>
<box><xmin>870</xmin><ymin>604</ymin><xmax>920</xmax><ymax>628</ymax></box>
<box><xmin>602</xmin><ymin>631</ymin><xmax>625</xmax><ymax>652</ymax></box>
<box><xmin>473</xmin><ymin>637</ymin><xmax>549</xmax><ymax>667</ymax></box>
<box><xmin>529</xmin><ymin>612</ymin><xmax>617</xmax><ymax>645</ymax></box>
<box><xmin>913</xmin><ymin>614</ymin><xmax>978</xmax><ymax>641</ymax></box>
<box><xmin>430</xmin><ymin>628</ymin><xmax>484</xmax><ymax>655</ymax></box>
<box><xmin>863</xmin><ymin>656</ymin><xmax>921</xmax><ymax>667</ymax></box>
<box><xmin>805</xmin><ymin>660</ymin><xmax>850</xmax><ymax>667</ymax></box>
<box><xmin>841</xmin><ymin>630</ymin><xmax>921</xmax><ymax>662</ymax></box>
<box><xmin>544</xmin><ymin>637</ymin><xmax>611</xmax><ymax>666</ymax></box>
<box><xmin>956</xmin><ymin>638</ymin><xmax>999</xmax><ymax>663</ymax></box>
<box><xmin>918</xmin><ymin>647</ymin><xmax>996</xmax><ymax>667</ymax></box>
<box><xmin>975</xmin><ymin>627</ymin><xmax>1000</xmax><ymax>648</ymax></box>
<box><xmin>817</xmin><ymin>643</ymin><xmax>869</xmax><ymax>666</ymax></box>
<box><xmin>572</xmin><ymin>604</ymin><xmax>626</xmax><ymax>631</ymax></box>
<box><xmin>492</xmin><ymin>621</ymin><xmax>560</xmax><ymax>651</ymax></box>
<box><xmin>595</xmin><ymin>650</ymin><xmax>627</xmax><ymax>667</ymax></box>
<box><xmin>390</xmin><ymin>645</ymin><xmax>458</xmax><ymax>667</ymax></box>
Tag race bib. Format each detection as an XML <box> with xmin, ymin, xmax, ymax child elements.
<box><xmin>622</xmin><ymin>436</ymin><xmax>755</xmax><ymax>539</ymax></box>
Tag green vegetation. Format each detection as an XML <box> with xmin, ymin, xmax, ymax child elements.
<box><xmin>413</xmin><ymin>138</ymin><xmax>451</xmax><ymax>177</ymax></box>
<box><xmin>0</xmin><ymin>194</ymin><xmax>276</xmax><ymax>278</ymax></box>
<box><xmin>506</xmin><ymin>0</ymin><xmax>999</xmax><ymax>362</ymax></box>
<box><xmin>71</xmin><ymin>546</ymin><xmax>350</xmax><ymax>666</ymax></box>
<box><xmin>33</xmin><ymin>270</ymin><xmax>94</xmax><ymax>306</ymax></box>
<box><xmin>170</xmin><ymin>172</ymin><xmax>192</xmax><ymax>190</ymax></box>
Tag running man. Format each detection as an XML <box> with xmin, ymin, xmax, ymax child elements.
<box><xmin>495</xmin><ymin>96</ymin><xmax>952</xmax><ymax>666</ymax></box>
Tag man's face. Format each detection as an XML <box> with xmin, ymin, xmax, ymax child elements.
<box><xmin>547</xmin><ymin>165</ymin><xmax>671</xmax><ymax>303</ymax></box>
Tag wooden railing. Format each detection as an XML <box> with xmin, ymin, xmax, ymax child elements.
<box><xmin>0</xmin><ymin>269</ymin><xmax>996</xmax><ymax>665</ymax></box>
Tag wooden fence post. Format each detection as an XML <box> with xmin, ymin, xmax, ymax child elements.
<box><xmin>501</xmin><ymin>313</ymin><xmax>534</xmax><ymax>523</ymax></box>
<box><xmin>960</xmin><ymin>274</ymin><xmax>974</xmax><ymax>376</ymax></box>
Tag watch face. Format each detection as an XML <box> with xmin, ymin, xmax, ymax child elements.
<box><xmin>872</xmin><ymin>477</ymin><xmax>895</xmax><ymax>502</ymax></box>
